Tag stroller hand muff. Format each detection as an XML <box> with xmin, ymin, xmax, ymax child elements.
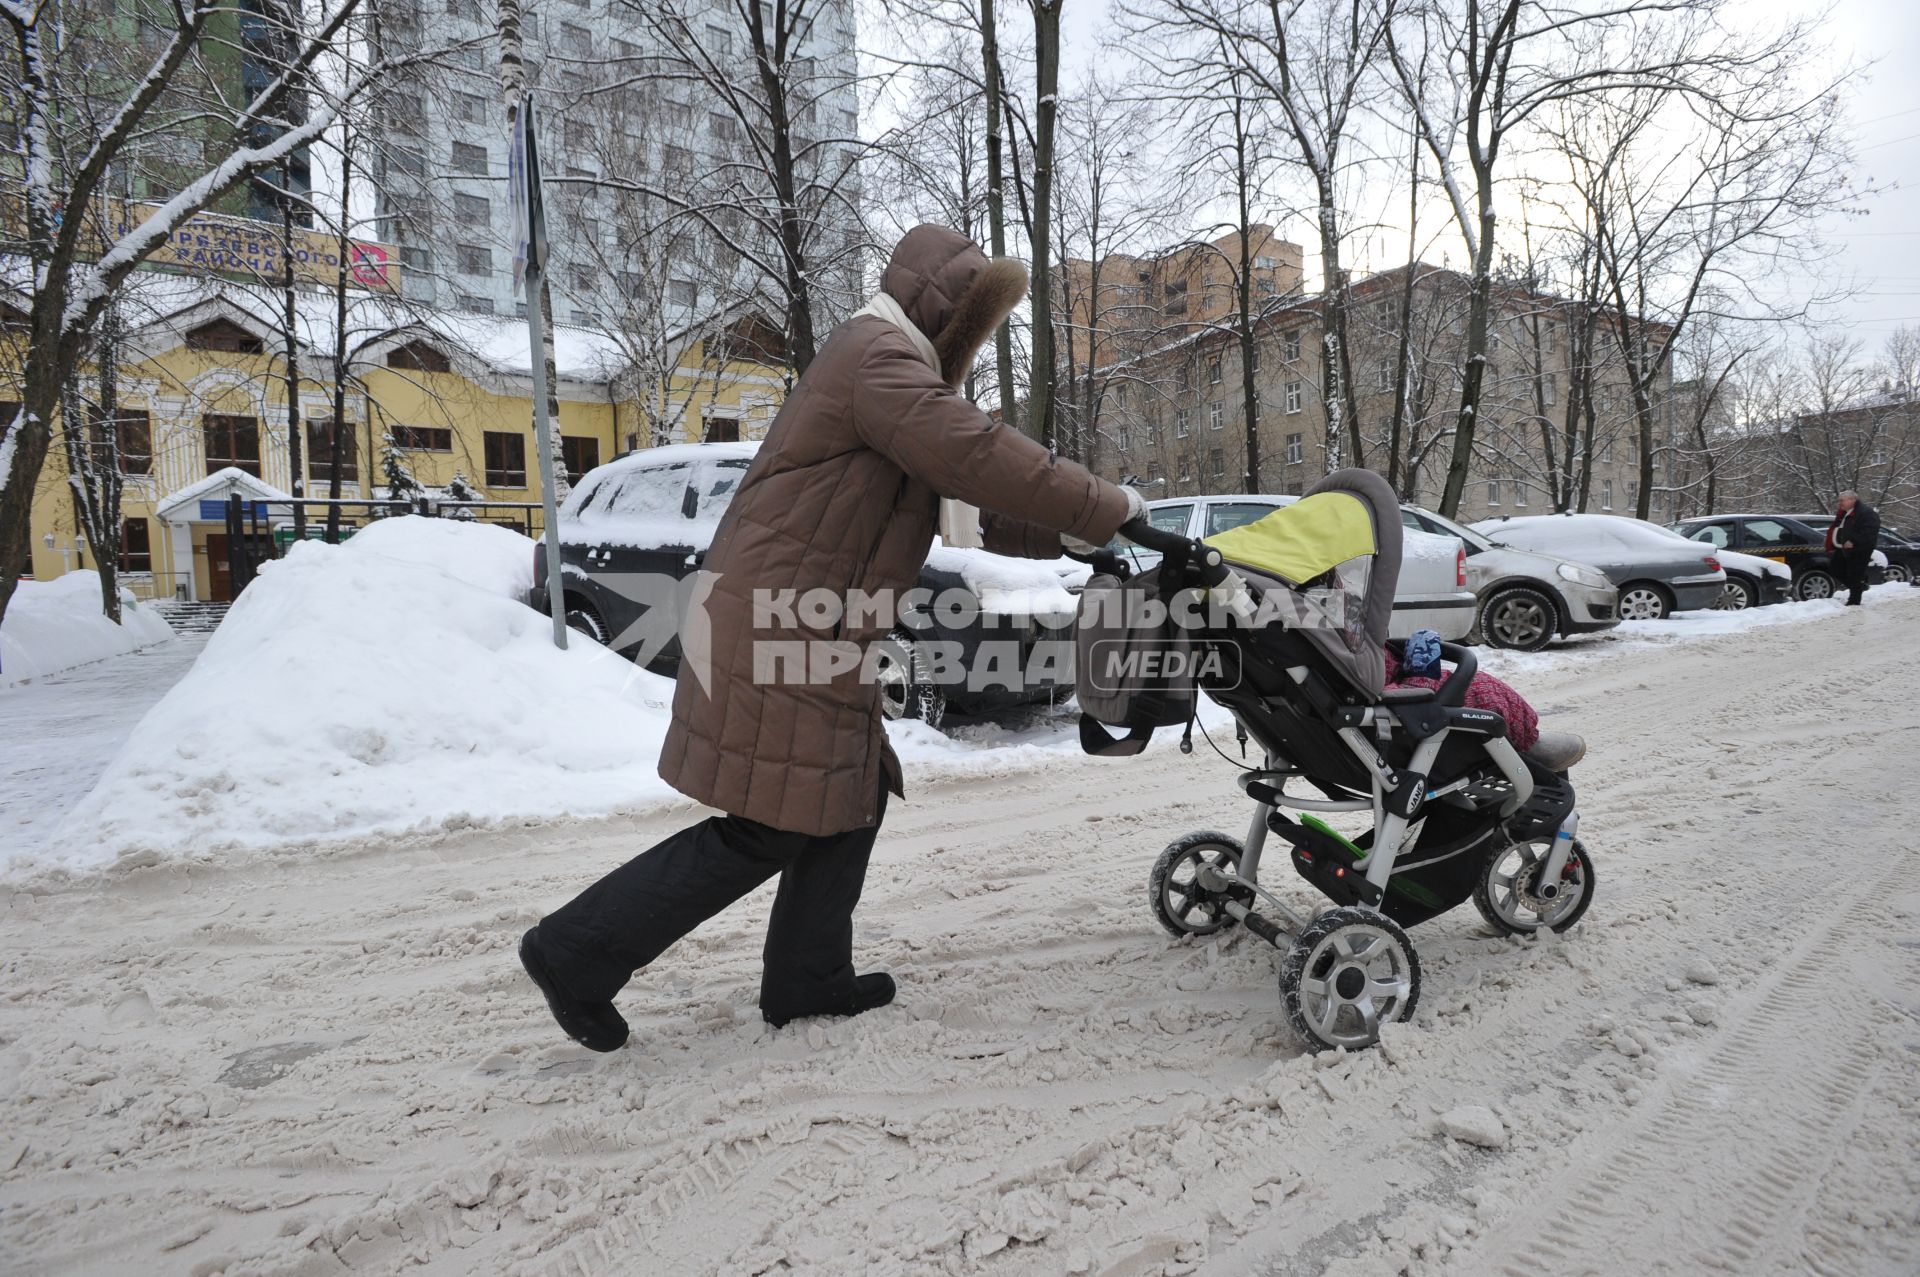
<box><xmin>1082</xmin><ymin>470</ymin><xmax>1599</xmax><ymax>1052</ymax></box>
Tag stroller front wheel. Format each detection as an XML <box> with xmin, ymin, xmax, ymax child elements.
<box><xmin>1473</xmin><ymin>837</ymin><xmax>1596</xmax><ymax>935</ymax></box>
<box><xmin>1148</xmin><ymin>832</ymin><xmax>1246</xmax><ymax>938</ymax></box>
<box><xmin>1281</xmin><ymin>907</ymin><xmax>1421</xmax><ymax>1052</ymax></box>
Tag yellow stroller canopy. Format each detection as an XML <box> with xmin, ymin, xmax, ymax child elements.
<box><xmin>1203</xmin><ymin>492</ymin><xmax>1378</xmax><ymax>585</ymax></box>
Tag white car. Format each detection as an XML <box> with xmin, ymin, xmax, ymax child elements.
<box><xmin>1112</xmin><ymin>494</ymin><xmax>1479</xmax><ymax>640</ymax></box>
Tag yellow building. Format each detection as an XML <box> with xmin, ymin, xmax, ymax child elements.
<box><xmin>22</xmin><ymin>284</ymin><xmax>790</xmax><ymax>602</ymax></box>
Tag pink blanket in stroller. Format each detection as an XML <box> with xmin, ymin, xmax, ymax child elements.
<box><xmin>1383</xmin><ymin>649</ymin><xmax>1541</xmax><ymax>752</ymax></box>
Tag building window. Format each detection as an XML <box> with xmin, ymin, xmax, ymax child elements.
<box><xmin>456</xmin><ymin>93</ymin><xmax>488</xmax><ymax>125</ymax></box>
<box><xmin>306</xmin><ymin>420</ymin><xmax>359</xmax><ymax>482</ymax></box>
<box><xmin>1255</xmin><ymin>254</ymin><xmax>1276</xmax><ymax>270</ymax></box>
<box><xmin>387</xmin><ymin>341</ymin><xmax>452</xmax><ymax>373</ymax></box>
<box><xmin>1209</xmin><ymin>401</ymin><xmax>1223</xmax><ymax>431</ymax></box>
<box><xmin>202</xmin><ymin>414</ymin><xmax>261</xmax><ymax>476</ymax></box>
<box><xmin>119</xmin><ymin>518</ymin><xmax>152</xmax><ymax>573</ymax></box>
<box><xmin>1543</xmin><ymin>372</ymin><xmax>1557</xmax><ymax>407</ymax></box>
<box><xmin>1601</xmin><ymin>437</ymin><xmax>1613</xmax><ymax>464</ymax></box>
<box><xmin>454</xmin><ymin>192</ymin><xmax>489</xmax><ymax>227</ymax></box>
<box><xmin>702</xmin><ymin>416</ymin><xmax>741</xmax><ymax>443</ymax></box>
<box><xmin>1113</xmin><ymin>383</ymin><xmax>1127</xmax><ymax>407</ymax></box>
<box><xmin>457</xmin><ymin>243</ymin><xmax>491</xmax><ymax>275</ymax></box>
<box><xmin>1487</xmin><ymin>480</ymin><xmax>1501</xmax><ymax>507</ymax></box>
<box><xmin>92</xmin><ymin>410</ymin><xmax>152</xmax><ymax>474</ymax></box>
<box><xmin>1601</xmin><ymin>478</ymin><xmax>1613</xmax><ymax>510</ymax></box>
<box><xmin>455</xmin><ymin>293</ymin><xmax>495</xmax><ymax>314</ymax></box>
<box><xmin>710</xmin><ymin>112</ymin><xmax>736</xmax><ymax>142</ymax></box>
<box><xmin>392</xmin><ymin>425</ymin><xmax>453</xmax><ymax>451</ymax></box>
<box><xmin>1210</xmin><ymin>447</ymin><xmax>1226</xmax><ymax>481</ymax></box>
<box><xmin>1208</xmin><ymin>354</ymin><xmax>1222</xmax><ymax>385</ymax></box>
<box><xmin>1175</xmin><ymin>408</ymin><xmax>1192</xmax><ymax>437</ymax></box>
<box><xmin>1284</xmin><ymin>330</ymin><xmax>1301</xmax><ymax>362</ymax></box>
<box><xmin>1285</xmin><ymin>380</ymin><xmax>1302</xmax><ymax>414</ymax></box>
<box><xmin>562</xmin><ymin>434</ymin><xmax>601</xmax><ymax>482</ymax></box>
<box><xmin>1513</xmin><ymin>478</ymin><xmax>1527</xmax><ymax>507</ymax></box>
<box><xmin>185</xmin><ymin>319</ymin><xmax>264</xmax><ymax>354</ymax></box>
<box><xmin>451</xmin><ymin>141</ymin><xmax>488</xmax><ymax>175</ymax></box>
<box><xmin>1116</xmin><ymin>427</ymin><xmax>1129</xmax><ymax>453</ymax></box>
<box><xmin>1285</xmin><ymin>432</ymin><xmax>1303</xmax><ymax>465</ymax></box>
<box><xmin>484</xmin><ymin>431</ymin><xmax>528</xmax><ymax>487</ymax></box>
<box><xmin>670</xmin><ymin>278</ymin><xmax>697</xmax><ymax>305</ymax></box>
<box><xmin>1376</xmin><ymin>359</ymin><xmax>1393</xmax><ymax>392</ymax></box>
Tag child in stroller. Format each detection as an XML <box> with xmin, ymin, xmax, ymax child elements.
<box><xmin>1073</xmin><ymin>469</ymin><xmax>1596</xmax><ymax>1051</ymax></box>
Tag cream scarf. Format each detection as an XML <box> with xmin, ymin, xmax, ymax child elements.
<box><xmin>854</xmin><ymin>291</ymin><xmax>984</xmax><ymax>549</ymax></box>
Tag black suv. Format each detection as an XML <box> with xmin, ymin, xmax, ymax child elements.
<box><xmin>530</xmin><ymin>443</ymin><xmax>1079</xmax><ymax>726</ymax></box>
<box><xmin>1671</xmin><ymin>514</ymin><xmax>1883</xmax><ymax>600</ymax></box>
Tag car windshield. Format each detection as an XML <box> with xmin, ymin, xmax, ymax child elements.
<box><xmin>582</xmin><ymin>461</ymin><xmax>692</xmax><ymax>519</ymax></box>
<box><xmin>1409</xmin><ymin>506</ymin><xmax>1494</xmax><ymax>552</ymax></box>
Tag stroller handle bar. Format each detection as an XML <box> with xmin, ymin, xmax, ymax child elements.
<box><xmin>1116</xmin><ymin>517</ymin><xmax>1233</xmax><ymax>587</ymax></box>
<box><xmin>1116</xmin><ymin>516</ymin><xmax>1257</xmax><ymax>620</ymax></box>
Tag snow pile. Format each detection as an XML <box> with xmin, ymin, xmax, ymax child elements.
<box><xmin>0</xmin><ymin>572</ymin><xmax>173</xmax><ymax>687</ymax></box>
<box><xmin>41</xmin><ymin>520</ymin><xmax>680</xmax><ymax>873</ymax></box>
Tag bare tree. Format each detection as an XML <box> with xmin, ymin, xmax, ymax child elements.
<box><xmin>0</xmin><ymin>0</ymin><xmax>430</xmax><ymax>623</ymax></box>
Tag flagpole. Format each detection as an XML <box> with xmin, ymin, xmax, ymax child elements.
<box><xmin>514</xmin><ymin>93</ymin><xmax>569</xmax><ymax>650</ymax></box>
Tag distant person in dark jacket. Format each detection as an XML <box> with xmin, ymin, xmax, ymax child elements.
<box><xmin>1828</xmin><ymin>491</ymin><xmax>1880</xmax><ymax>606</ymax></box>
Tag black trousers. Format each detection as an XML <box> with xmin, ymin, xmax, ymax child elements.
<box><xmin>1840</xmin><ymin>552</ymin><xmax>1872</xmax><ymax>605</ymax></box>
<box><xmin>536</xmin><ymin>789</ymin><xmax>887</xmax><ymax>1019</ymax></box>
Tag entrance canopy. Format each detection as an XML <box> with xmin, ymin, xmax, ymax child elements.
<box><xmin>154</xmin><ymin>467</ymin><xmax>293</xmax><ymax>525</ymax></box>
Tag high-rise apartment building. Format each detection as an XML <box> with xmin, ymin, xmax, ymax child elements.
<box><xmin>372</xmin><ymin>0</ymin><xmax>862</xmax><ymax>330</ymax></box>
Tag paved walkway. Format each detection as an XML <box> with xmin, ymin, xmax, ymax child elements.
<box><xmin>0</xmin><ymin>634</ymin><xmax>208</xmax><ymax>861</ymax></box>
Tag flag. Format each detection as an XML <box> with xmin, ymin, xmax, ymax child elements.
<box><xmin>508</xmin><ymin>94</ymin><xmax>548</xmax><ymax>296</ymax></box>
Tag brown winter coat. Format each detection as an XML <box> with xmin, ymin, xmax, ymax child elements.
<box><xmin>658</xmin><ymin>226</ymin><xmax>1133</xmax><ymax>835</ymax></box>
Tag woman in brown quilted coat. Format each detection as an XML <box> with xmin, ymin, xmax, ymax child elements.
<box><xmin>520</xmin><ymin>226</ymin><xmax>1143</xmax><ymax>1051</ymax></box>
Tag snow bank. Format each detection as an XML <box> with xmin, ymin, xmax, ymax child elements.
<box><xmin>0</xmin><ymin>572</ymin><xmax>173</xmax><ymax>687</ymax></box>
<box><xmin>39</xmin><ymin>520</ymin><xmax>679</xmax><ymax>874</ymax></box>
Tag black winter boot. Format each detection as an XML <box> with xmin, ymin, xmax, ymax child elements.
<box><xmin>763</xmin><ymin>972</ymin><xmax>896</xmax><ymax>1028</ymax></box>
<box><xmin>520</xmin><ymin>928</ymin><xmax>630</xmax><ymax>1052</ymax></box>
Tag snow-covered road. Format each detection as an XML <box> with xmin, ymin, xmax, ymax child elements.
<box><xmin>2</xmin><ymin>597</ymin><xmax>1916</xmax><ymax>1275</ymax></box>
<box><xmin>0</xmin><ymin>633</ymin><xmax>203</xmax><ymax>863</ymax></box>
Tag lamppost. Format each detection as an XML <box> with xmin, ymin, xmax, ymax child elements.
<box><xmin>41</xmin><ymin>532</ymin><xmax>73</xmax><ymax>575</ymax></box>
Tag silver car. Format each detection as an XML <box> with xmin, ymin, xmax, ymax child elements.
<box><xmin>1470</xmin><ymin>513</ymin><xmax>1726</xmax><ymax>620</ymax></box>
<box><xmin>1114</xmin><ymin>494</ymin><xmax>1479</xmax><ymax>640</ymax></box>
<box><xmin>1398</xmin><ymin>505</ymin><xmax>1619</xmax><ymax>651</ymax></box>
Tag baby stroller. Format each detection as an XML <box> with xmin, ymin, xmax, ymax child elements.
<box><xmin>1074</xmin><ymin>469</ymin><xmax>1596</xmax><ymax>1051</ymax></box>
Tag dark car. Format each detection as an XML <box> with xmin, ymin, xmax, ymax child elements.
<box><xmin>1782</xmin><ymin>513</ymin><xmax>1918</xmax><ymax>585</ymax></box>
<box><xmin>1672</xmin><ymin>514</ymin><xmax>1886</xmax><ymax>600</ymax></box>
<box><xmin>531</xmin><ymin>442</ymin><xmax>1082</xmax><ymax>726</ymax></box>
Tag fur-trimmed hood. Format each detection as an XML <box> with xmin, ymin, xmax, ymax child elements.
<box><xmin>880</xmin><ymin>225</ymin><xmax>1028</xmax><ymax>387</ymax></box>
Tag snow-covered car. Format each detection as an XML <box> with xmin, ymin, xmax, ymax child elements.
<box><xmin>1109</xmin><ymin>494</ymin><xmax>1479</xmax><ymax>640</ymax></box>
<box><xmin>534</xmin><ymin>442</ymin><xmax>1086</xmax><ymax>726</ymax></box>
<box><xmin>1395</xmin><ymin>504</ymin><xmax>1618</xmax><ymax>651</ymax></box>
<box><xmin>1470</xmin><ymin>512</ymin><xmax>1726</xmax><ymax>621</ymax></box>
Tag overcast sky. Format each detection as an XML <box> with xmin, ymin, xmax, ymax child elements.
<box><xmin>1042</xmin><ymin>0</ymin><xmax>1918</xmax><ymax>357</ymax></box>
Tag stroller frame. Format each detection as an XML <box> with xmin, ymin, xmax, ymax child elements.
<box><xmin>1087</xmin><ymin>470</ymin><xmax>1596</xmax><ymax>1051</ymax></box>
<box><xmin>1207</xmin><ymin>684</ymin><xmax>1541</xmax><ymax>941</ymax></box>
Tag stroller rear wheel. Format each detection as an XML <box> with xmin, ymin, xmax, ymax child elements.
<box><xmin>1473</xmin><ymin>837</ymin><xmax>1595</xmax><ymax>935</ymax></box>
<box><xmin>1148</xmin><ymin>832</ymin><xmax>1245</xmax><ymax>938</ymax></box>
<box><xmin>1281</xmin><ymin>907</ymin><xmax>1421</xmax><ymax>1052</ymax></box>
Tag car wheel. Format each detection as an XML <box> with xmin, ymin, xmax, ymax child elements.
<box><xmin>1716</xmin><ymin>576</ymin><xmax>1757</xmax><ymax>611</ymax></box>
<box><xmin>1885</xmin><ymin>563</ymin><xmax>1911</xmax><ymax>584</ymax></box>
<box><xmin>564</xmin><ymin>598</ymin><xmax>611</xmax><ymax>644</ymax></box>
<box><xmin>1796</xmin><ymin>570</ymin><xmax>1835</xmax><ymax>601</ymax></box>
<box><xmin>1617</xmin><ymin>581</ymin><xmax>1671</xmax><ymax>621</ymax></box>
<box><xmin>1479</xmin><ymin>585</ymin><xmax>1557</xmax><ymax>652</ymax></box>
<box><xmin>874</xmin><ymin>629</ymin><xmax>948</xmax><ymax>729</ymax></box>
